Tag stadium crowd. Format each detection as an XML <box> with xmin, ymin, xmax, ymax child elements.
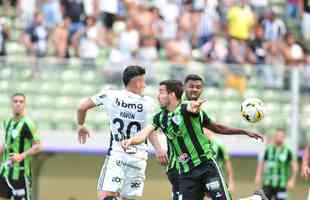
<box><xmin>0</xmin><ymin>0</ymin><xmax>310</xmax><ymax>92</ymax></box>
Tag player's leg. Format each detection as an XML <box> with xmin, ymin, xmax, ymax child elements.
<box><xmin>0</xmin><ymin>175</ymin><xmax>12</xmax><ymax>200</ymax></box>
<box><xmin>275</xmin><ymin>188</ymin><xmax>288</xmax><ymax>200</ymax></box>
<box><xmin>239</xmin><ymin>189</ymin><xmax>269</xmax><ymax>200</ymax></box>
<box><xmin>179</xmin><ymin>164</ymin><xmax>206</xmax><ymax>200</ymax></box>
<box><xmin>166</xmin><ymin>168</ymin><xmax>180</xmax><ymax>200</ymax></box>
<box><xmin>119</xmin><ymin>157</ymin><xmax>147</xmax><ymax>200</ymax></box>
<box><xmin>203</xmin><ymin>159</ymin><xmax>231</xmax><ymax>200</ymax></box>
<box><xmin>97</xmin><ymin>157</ymin><xmax>125</xmax><ymax>200</ymax></box>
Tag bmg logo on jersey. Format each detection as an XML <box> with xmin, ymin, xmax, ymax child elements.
<box><xmin>115</xmin><ymin>98</ymin><xmax>143</xmax><ymax>112</ymax></box>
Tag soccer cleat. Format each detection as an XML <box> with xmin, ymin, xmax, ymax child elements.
<box><xmin>252</xmin><ymin>189</ymin><xmax>269</xmax><ymax>200</ymax></box>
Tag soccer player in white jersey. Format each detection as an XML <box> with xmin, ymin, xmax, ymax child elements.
<box><xmin>76</xmin><ymin>65</ymin><xmax>167</xmax><ymax>200</ymax></box>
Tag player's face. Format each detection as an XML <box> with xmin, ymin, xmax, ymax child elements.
<box><xmin>274</xmin><ymin>131</ymin><xmax>285</xmax><ymax>146</ymax></box>
<box><xmin>12</xmin><ymin>95</ymin><xmax>26</xmax><ymax>116</ymax></box>
<box><xmin>157</xmin><ymin>85</ymin><xmax>170</xmax><ymax>108</ymax></box>
<box><xmin>185</xmin><ymin>80</ymin><xmax>203</xmax><ymax>100</ymax></box>
<box><xmin>133</xmin><ymin>75</ymin><xmax>145</xmax><ymax>94</ymax></box>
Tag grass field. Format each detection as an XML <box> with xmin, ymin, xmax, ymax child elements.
<box><xmin>36</xmin><ymin>154</ymin><xmax>309</xmax><ymax>200</ymax></box>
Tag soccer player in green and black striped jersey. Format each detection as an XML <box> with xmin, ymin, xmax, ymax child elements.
<box><xmin>122</xmin><ymin>79</ymin><xmax>264</xmax><ymax>200</ymax></box>
<box><xmin>255</xmin><ymin>129</ymin><xmax>298</xmax><ymax>200</ymax></box>
<box><xmin>167</xmin><ymin>74</ymin><xmax>235</xmax><ymax>200</ymax></box>
<box><xmin>0</xmin><ymin>93</ymin><xmax>41</xmax><ymax>200</ymax></box>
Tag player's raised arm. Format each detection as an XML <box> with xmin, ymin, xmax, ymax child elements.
<box><xmin>76</xmin><ymin>98</ymin><xmax>96</xmax><ymax>144</ymax></box>
<box><xmin>122</xmin><ymin>124</ymin><xmax>156</xmax><ymax>150</ymax></box>
<box><xmin>205</xmin><ymin>122</ymin><xmax>264</xmax><ymax>142</ymax></box>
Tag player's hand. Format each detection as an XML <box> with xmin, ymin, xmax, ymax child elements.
<box><xmin>187</xmin><ymin>99</ymin><xmax>207</xmax><ymax>113</ymax></box>
<box><xmin>302</xmin><ymin>165</ymin><xmax>310</xmax><ymax>180</ymax></box>
<box><xmin>287</xmin><ymin>179</ymin><xmax>295</xmax><ymax>189</ymax></box>
<box><xmin>121</xmin><ymin>139</ymin><xmax>133</xmax><ymax>151</ymax></box>
<box><xmin>155</xmin><ymin>149</ymin><xmax>168</xmax><ymax>165</ymax></box>
<box><xmin>246</xmin><ymin>131</ymin><xmax>264</xmax><ymax>142</ymax></box>
<box><xmin>10</xmin><ymin>153</ymin><xmax>25</xmax><ymax>163</ymax></box>
<box><xmin>78</xmin><ymin>125</ymin><xmax>90</xmax><ymax>144</ymax></box>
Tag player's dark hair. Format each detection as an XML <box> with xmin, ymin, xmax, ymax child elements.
<box><xmin>184</xmin><ymin>74</ymin><xmax>204</xmax><ymax>84</ymax></box>
<box><xmin>11</xmin><ymin>93</ymin><xmax>26</xmax><ymax>100</ymax></box>
<box><xmin>276</xmin><ymin>128</ymin><xmax>285</xmax><ymax>133</ymax></box>
<box><xmin>122</xmin><ymin>65</ymin><xmax>146</xmax><ymax>86</ymax></box>
<box><xmin>159</xmin><ymin>80</ymin><xmax>184</xmax><ymax>100</ymax></box>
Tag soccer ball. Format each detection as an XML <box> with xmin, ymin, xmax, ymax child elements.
<box><xmin>241</xmin><ymin>98</ymin><xmax>265</xmax><ymax>123</ymax></box>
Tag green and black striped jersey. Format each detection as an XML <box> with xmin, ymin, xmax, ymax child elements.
<box><xmin>153</xmin><ymin>103</ymin><xmax>214</xmax><ymax>174</ymax></box>
<box><xmin>262</xmin><ymin>144</ymin><xmax>296</xmax><ymax>188</ymax></box>
<box><xmin>0</xmin><ymin>116</ymin><xmax>40</xmax><ymax>180</ymax></box>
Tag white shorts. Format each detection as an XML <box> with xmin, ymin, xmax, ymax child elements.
<box><xmin>97</xmin><ymin>155</ymin><xmax>147</xmax><ymax>199</ymax></box>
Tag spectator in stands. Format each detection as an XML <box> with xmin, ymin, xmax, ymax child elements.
<box><xmin>264</xmin><ymin>43</ymin><xmax>285</xmax><ymax>89</ymax></box>
<box><xmin>52</xmin><ymin>16</ymin><xmax>70</xmax><ymax>58</ymax></box>
<box><xmin>248</xmin><ymin>25</ymin><xmax>267</xmax><ymax>65</ymax></box>
<box><xmin>225</xmin><ymin>38</ymin><xmax>254</xmax><ymax>93</ymax></box>
<box><xmin>73</xmin><ymin>15</ymin><xmax>103</xmax><ymax>67</ymax></box>
<box><xmin>137</xmin><ymin>35</ymin><xmax>159</xmax><ymax>62</ymax></box>
<box><xmin>227</xmin><ymin>0</ymin><xmax>255</xmax><ymax>41</ymax></box>
<box><xmin>261</xmin><ymin>10</ymin><xmax>286</xmax><ymax>42</ymax></box>
<box><xmin>98</xmin><ymin>0</ymin><xmax>119</xmax><ymax>30</ymax></box>
<box><xmin>40</xmin><ymin>0</ymin><xmax>62</xmax><ymax>29</ymax></box>
<box><xmin>118</xmin><ymin>19</ymin><xmax>140</xmax><ymax>60</ymax></box>
<box><xmin>0</xmin><ymin>17</ymin><xmax>10</xmax><ymax>56</ymax></box>
<box><xmin>193</xmin><ymin>3</ymin><xmax>220</xmax><ymax>48</ymax></box>
<box><xmin>60</xmin><ymin>0</ymin><xmax>85</xmax><ymax>43</ymax></box>
<box><xmin>282</xmin><ymin>32</ymin><xmax>304</xmax><ymax>66</ymax></box>
<box><xmin>16</xmin><ymin>0</ymin><xmax>37</xmax><ymax>28</ymax></box>
<box><xmin>250</xmin><ymin>0</ymin><xmax>268</xmax><ymax>19</ymax></box>
<box><xmin>201</xmin><ymin>35</ymin><xmax>228</xmax><ymax>63</ymax></box>
<box><xmin>285</xmin><ymin>0</ymin><xmax>301</xmax><ymax>22</ymax></box>
<box><xmin>21</xmin><ymin>11</ymin><xmax>48</xmax><ymax>57</ymax></box>
<box><xmin>302</xmin><ymin>0</ymin><xmax>310</xmax><ymax>41</ymax></box>
<box><xmin>164</xmin><ymin>30</ymin><xmax>191</xmax><ymax>65</ymax></box>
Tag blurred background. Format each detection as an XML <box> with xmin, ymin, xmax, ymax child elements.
<box><xmin>0</xmin><ymin>0</ymin><xmax>309</xmax><ymax>199</ymax></box>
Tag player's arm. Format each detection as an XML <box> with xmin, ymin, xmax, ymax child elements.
<box><xmin>148</xmin><ymin>132</ymin><xmax>168</xmax><ymax>165</ymax></box>
<box><xmin>302</xmin><ymin>144</ymin><xmax>310</xmax><ymax>180</ymax></box>
<box><xmin>205</xmin><ymin>122</ymin><xmax>264</xmax><ymax>141</ymax></box>
<box><xmin>287</xmin><ymin>151</ymin><xmax>298</xmax><ymax>189</ymax></box>
<box><xmin>76</xmin><ymin>98</ymin><xmax>97</xmax><ymax>144</ymax></box>
<box><xmin>122</xmin><ymin>125</ymin><xmax>156</xmax><ymax>149</ymax></box>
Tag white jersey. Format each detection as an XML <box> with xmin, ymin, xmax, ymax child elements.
<box><xmin>91</xmin><ymin>90</ymin><xmax>154</xmax><ymax>160</ymax></box>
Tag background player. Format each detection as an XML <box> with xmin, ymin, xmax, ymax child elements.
<box><xmin>76</xmin><ymin>65</ymin><xmax>167</xmax><ymax>200</ymax></box>
<box><xmin>255</xmin><ymin>129</ymin><xmax>298</xmax><ymax>200</ymax></box>
<box><xmin>0</xmin><ymin>93</ymin><xmax>42</xmax><ymax>200</ymax></box>
<box><xmin>122</xmin><ymin>79</ymin><xmax>265</xmax><ymax>200</ymax></box>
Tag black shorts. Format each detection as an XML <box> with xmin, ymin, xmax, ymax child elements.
<box><xmin>0</xmin><ymin>175</ymin><xmax>31</xmax><ymax>200</ymax></box>
<box><xmin>167</xmin><ymin>168</ymin><xmax>180</xmax><ymax>200</ymax></box>
<box><xmin>263</xmin><ymin>186</ymin><xmax>288</xmax><ymax>200</ymax></box>
<box><xmin>179</xmin><ymin>159</ymin><xmax>231</xmax><ymax>200</ymax></box>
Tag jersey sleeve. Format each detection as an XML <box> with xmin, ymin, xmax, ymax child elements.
<box><xmin>152</xmin><ymin>112</ymin><xmax>161</xmax><ymax>131</ymax></box>
<box><xmin>201</xmin><ymin>111</ymin><xmax>212</xmax><ymax>126</ymax></box>
<box><xmin>287</xmin><ymin>147</ymin><xmax>297</xmax><ymax>162</ymax></box>
<box><xmin>90</xmin><ymin>90</ymin><xmax>109</xmax><ymax>107</ymax></box>
<box><xmin>23</xmin><ymin>119</ymin><xmax>40</xmax><ymax>141</ymax></box>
